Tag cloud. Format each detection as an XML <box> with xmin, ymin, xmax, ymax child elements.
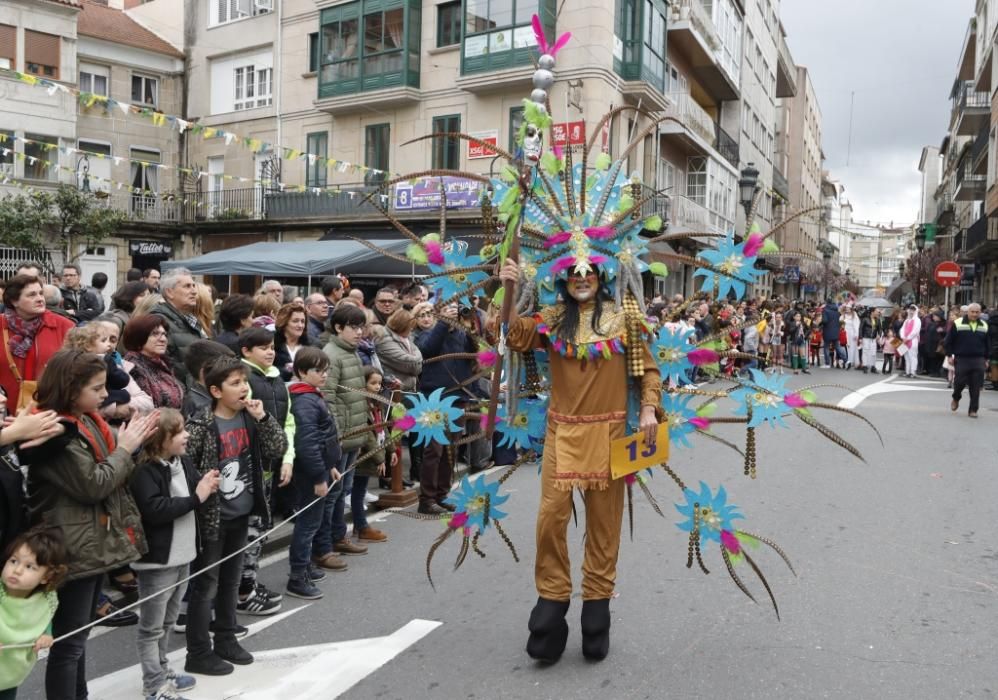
<box><xmin>780</xmin><ymin>0</ymin><xmax>972</xmax><ymax>225</ymax></box>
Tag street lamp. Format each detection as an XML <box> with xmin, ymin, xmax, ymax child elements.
<box><xmin>914</xmin><ymin>226</ymin><xmax>927</xmax><ymax>252</ymax></box>
<box><xmin>76</xmin><ymin>153</ymin><xmax>90</xmax><ymax>193</ymax></box>
<box><xmin>738</xmin><ymin>162</ymin><xmax>760</xmax><ymax>217</ymax></box>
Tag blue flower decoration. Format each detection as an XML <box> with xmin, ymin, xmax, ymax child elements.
<box><xmin>443</xmin><ymin>475</ymin><xmax>509</xmax><ymax>533</ymax></box>
<box><xmin>427</xmin><ymin>241</ymin><xmax>488</xmax><ymax>305</ymax></box>
<box><xmin>495</xmin><ymin>397</ymin><xmax>548</xmax><ymax>450</ymax></box>
<box><xmin>660</xmin><ymin>392</ymin><xmax>699</xmax><ymax>448</ymax></box>
<box><xmin>728</xmin><ymin>369</ymin><xmax>793</xmax><ymax>428</ymax></box>
<box><xmin>675</xmin><ymin>481</ymin><xmax>744</xmax><ymax>547</ymax></box>
<box><xmin>649</xmin><ymin>326</ymin><xmax>698</xmax><ymax>384</ymax></box>
<box><xmin>693</xmin><ymin>231</ymin><xmax>765</xmax><ymax>300</ymax></box>
<box><xmin>405</xmin><ymin>387</ymin><xmax>464</xmax><ymax>446</ymax></box>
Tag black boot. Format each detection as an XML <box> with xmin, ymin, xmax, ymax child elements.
<box><xmin>526</xmin><ymin>597</ymin><xmax>570</xmax><ymax>663</ymax></box>
<box><xmin>580</xmin><ymin>598</ymin><xmax>611</xmax><ymax>661</ymax></box>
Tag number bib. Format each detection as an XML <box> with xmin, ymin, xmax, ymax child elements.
<box><xmin>609</xmin><ymin>423</ymin><xmax>670</xmax><ymax>480</ymax></box>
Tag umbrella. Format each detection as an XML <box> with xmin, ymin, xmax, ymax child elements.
<box><xmin>855</xmin><ymin>296</ymin><xmax>896</xmax><ymax>310</ymax></box>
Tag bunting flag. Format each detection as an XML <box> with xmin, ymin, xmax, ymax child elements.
<box><xmin>0</xmin><ymin>67</ymin><xmax>398</xmax><ymax>180</ymax></box>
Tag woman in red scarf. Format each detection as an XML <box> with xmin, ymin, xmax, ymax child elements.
<box><xmin>0</xmin><ymin>274</ymin><xmax>74</xmax><ymax>409</ymax></box>
<box><xmin>123</xmin><ymin>315</ymin><xmax>185</xmax><ymax>410</ymax></box>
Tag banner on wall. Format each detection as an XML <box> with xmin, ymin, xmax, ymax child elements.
<box><xmin>468</xmin><ymin>130</ymin><xmax>499</xmax><ymax>160</ymax></box>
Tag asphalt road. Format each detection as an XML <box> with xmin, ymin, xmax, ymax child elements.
<box><xmin>15</xmin><ymin>369</ymin><xmax>998</xmax><ymax>699</ymax></box>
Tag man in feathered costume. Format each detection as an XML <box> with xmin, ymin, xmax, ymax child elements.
<box><xmin>499</xmin><ymin>259</ymin><xmax>660</xmax><ymax>662</ymax></box>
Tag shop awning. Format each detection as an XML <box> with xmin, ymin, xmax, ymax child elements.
<box><xmin>161</xmin><ymin>239</ymin><xmax>411</xmax><ymax>277</ymax></box>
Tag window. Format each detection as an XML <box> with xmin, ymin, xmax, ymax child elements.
<box><xmin>131</xmin><ymin>74</ymin><xmax>159</xmax><ymax>106</ymax></box>
<box><xmin>77</xmin><ymin>141</ymin><xmax>111</xmax><ymax>192</ymax></box>
<box><xmin>464</xmin><ymin>0</ymin><xmax>555</xmax><ymax>74</ymax></box>
<box><xmin>0</xmin><ymin>130</ymin><xmax>13</xmax><ymax>178</ymax></box>
<box><xmin>432</xmin><ymin>114</ymin><xmax>461</xmax><ymax>170</ymax></box>
<box><xmin>305</xmin><ymin>132</ymin><xmax>328</xmax><ymax>187</ymax></box>
<box><xmin>79</xmin><ymin>63</ymin><xmax>109</xmax><ymax>97</ymax></box>
<box><xmin>130</xmin><ymin>148</ymin><xmax>160</xmax><ymax>214</ymax></box>
<box><xmin>612</xmin><ymin>0</ymin><xmax>666</xmax><ymax>91</ymax></box>
<box><xmin>308</xmin><ymin>32</ymin><xmax>319</xmax><ymax>73</ymax></box>
<box><xmin>437</xmin><ymin>1</ymin><xmax>461</xmax><ymax>47</ymax></box>
<box><xmin>508</xmin><ymin>105</ymin><xmax>524</xmax><ymax>152</ymax></box>
<box><xmin>0</xmin><ymin>24</ymin><xmax>15</xmax><ymax>71</ymax></box>
<box><xmin>25</xmin><ymin>30</ymin><xmax>60</xmax><ymax>80</ymax></box>
<box><xmin>364</xmin><ymin>123</ymin><xmax>390</xmax><ymax>185</ymax></box>
<box><xmin>24</xmin><ymin>134</ymin><xmax>58</xmax><ymax>181</ymax></box>
<box><xmin>210</xmin><ymin>0</ymin><xmax>271</xmax><ymax>27</ymax></box>
<box><xmin>234</xmin><ymin>64</ymin><xmax>272</xmax><ymax>109</ymax></box>
<box><xmin>319</xmin><ymin>0</ymin><xmax>421</xmax><ymax>97</ymax></box>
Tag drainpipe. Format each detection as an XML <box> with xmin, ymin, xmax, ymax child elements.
<box><xmin>273</xmin><ymin>0</ymin><xmax>282</xmax><ymax>244</ymax></box>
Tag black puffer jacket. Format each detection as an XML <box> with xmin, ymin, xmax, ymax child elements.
<box><xmin>289</xmin><ymin>382</ymin><xmax>342</xmax><ymax>485</ymax></box>
<box><xmin>129</xmin><ymin>456</ymin><xmax>202</xmax><ymax>565</ymax></box>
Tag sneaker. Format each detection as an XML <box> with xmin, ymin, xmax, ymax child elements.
<box><xmin>253</xmin><ymin>581</ymin><xmax>283</xmax><ymax>604</ymax></box>
<box><xmin>172</xmin><ymin>613</ymin><xmax>187</xmax><ymax>633</ymax></box>
<box><xmin>213</xmin><ymin>639</ymin><xmax>253</xmax><ymax>666</ymax></box>
<box><xmin>166</xmin><ymin>671</ymin><xmax>197</xmax><ymax>692</ymax></box>
<box><xmin>184</xmin><ymin>653</ymin><xmax>233</xmax><ymax>676</ymax></box>
<box><xmin>364</xmin><ymin>491</ymin><xmax>379</xmax><ymax>504</ymax></box>
<box><xmin>236</xmin><ymin>587</ymin><xmax>282</xmax><ymax>616</ymax></box>
<box><xmin>307</xmin><ymin>564</ymin><xmax>327</xmax><ymax>583</ymax></box>
<box><xmin>286</xmin><ymin>576</ymin><xmax>323</xmax><ymax>600</ymax></box>
<box><xmin>209</xmin><ymin>620</ymin><xmax>249</xmax><ymax>639</ymax></box>
<box><xmin>145</xmin><ymin>685</ymin><xmax>189</xmax><ymax>700</ymax></box>
<box><xmin>311</xmin><ymin>552</ymin><xmax>348</xmax><ymax>571</ymax></box>
<box><xmin>355</xmin><ymin>526</ymin><xmax>388</xmax><ymax>543</ymax></box>
<box><xmin>333</xmin><ymin>539</ymin><xmax>368</xmax><ymax>556</ymax></box>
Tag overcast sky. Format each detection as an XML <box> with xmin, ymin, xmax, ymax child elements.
<box><xmin>780</xmin><ymin>0</ymin><xmax>972</xmax><ymax>227</ymax></box>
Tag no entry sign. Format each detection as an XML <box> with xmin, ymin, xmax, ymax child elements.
<box><xmin>933</xmin><ymin>261</ymin><xmax>962</xmax><ymax>288</ymax></box>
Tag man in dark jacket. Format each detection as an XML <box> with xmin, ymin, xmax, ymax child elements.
<box><xmin>944</xmin><ymin>303</ymin><xmax>989</xmax><ymax>418</ymax></box>
<box><xmin>414</xmin><ymin>304</ymin><xmax>477</xmax><ymax>515</ymax></box>
<box><xmin>152</xmin><ymin>267</ymin><xmax>207</xmax><ymax>384</ymax></box>
<box><xmin>59</xmin><ymin>264</ymin><xmax>103</xmax><ymax>323</ymax></box>
<box><xmin>821</xmin><ymin>301</ymin><xmax>840</xmax><ymax>368</ymax></box>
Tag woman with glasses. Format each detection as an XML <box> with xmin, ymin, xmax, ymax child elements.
<box><xmin>123</xmin><ymin>315</ymin><xmax>185</xmax><ymax>409</ymax></box>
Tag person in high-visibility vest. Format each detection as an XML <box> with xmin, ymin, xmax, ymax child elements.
<box><xmin>944</xmin><ymin>303</ymin><xmax>989</xmax><ymax>418</ymax></box>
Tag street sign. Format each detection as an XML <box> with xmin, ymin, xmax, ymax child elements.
<box><xmin>933</xmin><ymin>261</ymin><xmax>962</xmax><ymax>288</ymax></box>
<box><xmin>784</xmin><ymin>265</ymin><xmax>800</xmax><ymax>282</ymax></box>
<box><xmin>394</xmin><ymin>176</ymin><xmax>484</xmax><ymax>210</ymax></box>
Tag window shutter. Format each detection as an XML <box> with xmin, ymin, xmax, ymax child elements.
<box><xmin>0</xmin><ymin>24</ymin><xmax>15</xmax><ymax>63</ymax></box>
<box><xmin>25</xmin><ymin>30</ymin><xmax>60</xmax><ymax>79</ymax></box>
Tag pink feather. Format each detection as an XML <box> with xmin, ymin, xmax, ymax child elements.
<box><xmin>624</xmin><ymin>473</ymin><xmax>637</xmax><ymax>485</ymax></box>
<box><xmin>393</xmin><ymin>415</ymin><xmax>415</xmax><ymax>431</ymax></box>
<box><xmin>543</xmin><ymin>231</ymin><xmax>573</xmax><ymax>249</ymax></box>
<box><xmin>531</xmin><ymin>14</ymin><xmax>548</xmax><ymax>54</ymax></box>
<box><xmin>783</xmin><ymin>392</ymin><xmax>809</xmax><ymax>408</ymax></box>
<box><xmin>552</xmin><ymin>144</ymin><xmax>564</xmax><ymax>160</ymax></box>
<box><xmin>584</xmin><ymin>226</ymin><xmax>615</xmax><ymax>240</ymax></box>
<box><xmin>687</xmin><ymin>349</ymin><xmax>720</xmax><ymax>366</ymax></box>
<box><xmin>551</xmin><ymin>256</ymin><xmax>577</xmax><ymax>275</ymax></box>
<box><xmin>743</xmin><ymin>233</ymin><xmax>764</xmax><ymax>258</ymax></box>
<box><xmin>721</xmin><ymin>530</ymin><xmax>741</xmax><ymax>554</ymax></box>
<box><xmin>424</xmin><ymin>240</ymin><xmax>445</xmax><ymax>266</ymax></box>
<box><xmin>448</xmin><ymin>512</ymin><xmax>469</xmax><ymax>530</ymax></box>
<box><xmin>549</xmin><ymin>32</ymin><xmax>572</xmax><ymax>56</ymax></box>
<box><xmin>477</xmin><ymin>349</ymin><xmax>498</xmax><ymax>367</ymax></box>
<box><xmin>589</xmin><ymin>255</ymin><xmax>608</xmax><ymax>265</ymax></box>
<box><xmin>688</xmin><ymin>417</ymin><xmax>711</xmax><ymax>430</ymax></box>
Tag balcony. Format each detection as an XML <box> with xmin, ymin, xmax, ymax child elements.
<box><xmin>714</xmin><ymin>122</ymin><xmax>739</xmax><ymax>168</ymax></box>
<box><xmin>668</xmin><ymin>193</ymin><xmax>725</xmax><ymax>236</ymax></box>
<box><xmin>955</xmin><ymin>153</ymin><xmax>986</xmax><ymax>201</ymax></box>
<box><xmin>972</xmin><ymin>125</ymin><xmax>989</xmax><ymax>175</ymax></box>
<box><xmin>776</xmin><ymin>31</ymin><xmax>797</xmax><ymax>98</ymax></box>
<box><xmin>661</xmin><ymin>92</ymin><xmax>718</xmax><ymax>150</ymax></box>
<box><xmin>964</xmin><ymin>214</ymin><xmax>998</xmax><ymax>262</ymax></box>
<box><xmin>951</xmin><ymin>80</ymin><xmax>990</xmax><ymax>136</ymax></box>
<box><xmin>668</xmin><ymin>0</ymin><xmax>739</xmax><ymax>102</ymax></box>
<box><xmin>265</xmin><ymin>184</ymin><xmax>386</xmax><ymax>220</ymax></box>
<box><xmin>772</xmin><ymin>167</ymin><xmax>790</xmax><ymax>200</ymax></box>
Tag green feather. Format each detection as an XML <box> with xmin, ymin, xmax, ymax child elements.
<box><xmin>406</xmin><ymin>244</ymin><xmax>428</xmax><ymax>265</ymax></box>
<box><xmin>500</xmin><ymin>165</ymin><xmax>518</xmax><ymax>184</ymax></box>
<box><xmin>644</xmin><ymin>214</ymin><xmax>663</xmax><ymax>232</ymax></box>
<box><xmin>800</xmin><ymin>389</ymin><xmax>817</xmax><ymax>403</ymax></box>
<box><xmin>618</xmin><ymin>193</ymin><xmax>634</xmax><ymax>212</ymax></box>
<box><xmin>540</xmin><ymin>152</ymin><xmax>559</xmax><ymax>177</ymax></box>
<box><xmin>586</xmin><ymin>174</ymin><xmax>598</xmax><ymax>190</ymax></box>
<box><xmin>695</xmin><ymin>403</ymin><xmax>717</xmax><ymax>417</ymax></box>
<box><xmin>595</xmin><ymin>152</ymin><xmax>612</xmax><ymax>171</ymax></box>
<box><xmin>794</xmin><ymin>407</ymin><xmax>812</xmax><ymax>418</ymax></box>
<box><xmin>761</xmin><ymin>238</ymin><xmax>780</xmax><ymax>254</ymax></box>
<box><xmin>492</xmin><ymin>287</ymin><xmax>505</xmax><ymax>307</ymax></box>
<box><xmin>649</xmin><ymin>261</ymin><xmax>669</xmax><ymax>278</ymax></box>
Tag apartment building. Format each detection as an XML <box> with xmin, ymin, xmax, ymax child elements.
<box><xmin>777</xmin><ymin>65</ymin><xmax>820</xmax><ymax>258</ymax></box>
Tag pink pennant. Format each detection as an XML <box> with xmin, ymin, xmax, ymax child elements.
<box><xmin>721</xmin><ymin>530</ymin><xmax>741</xmax><ymax>554</ymax></box>
<box><xmin>743</xmin><ymin>233</ymin><xmax>764</xmax><ymax>258</ymax></box>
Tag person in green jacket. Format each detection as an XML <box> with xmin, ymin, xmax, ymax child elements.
<box><xmin>315</xmin><ymin>304</ymin><xmax>370</xmax><ymax>565</ymax></box>
<box><xmin>0</xmin><ymin>527</ymin><xmax>67</xmax><ymax>699</ymax></box>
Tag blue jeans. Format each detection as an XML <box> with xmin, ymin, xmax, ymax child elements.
<box><xmin>136</xmin><ymin>565</ymin><xmax>187</xmax><ymax>695</ymax></box>
<box><xmin>291</xmin><ymin>475</ymin><xmax>328</xmax><ymax>574</ymax></box>
<box><xmin>351</xmin><ymin>474</ymin><xmax>370</xmax><ymax>530</ymax></box>
<box><xmin>823</xmin><ymin>339</ymin><xmax>837</xmax><ymax>366</ymax></box>
<box><xmin>327</xmin><ymin>450</ymin><xmax>357</xmax><ymax>544</ymax></box>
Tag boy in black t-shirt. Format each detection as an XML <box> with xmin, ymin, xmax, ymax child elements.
<box><xmin>184</xmin><ymin>358</ymin><xmax>287</xmax><ymax>676</ymax></box>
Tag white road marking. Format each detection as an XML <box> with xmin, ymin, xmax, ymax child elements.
<box><xmin>87</xmin><ymin>616</ymin><xmax>441</xmax><ymax>700</ymax></box>
<box><xmin>837</xmin><ymin>373</ymin><xmax>949</xmax><ymax>410</ymax></box>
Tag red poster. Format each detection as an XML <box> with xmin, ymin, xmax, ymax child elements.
<box><xmin>551</xmin><ymin>121</ymin><xmax>586</xmax><ymax>147</ymax></box>
<box><xmin>468</xmin><ymin>130</ymin><xmax>499</xmax><ymax>159</ymax></box>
